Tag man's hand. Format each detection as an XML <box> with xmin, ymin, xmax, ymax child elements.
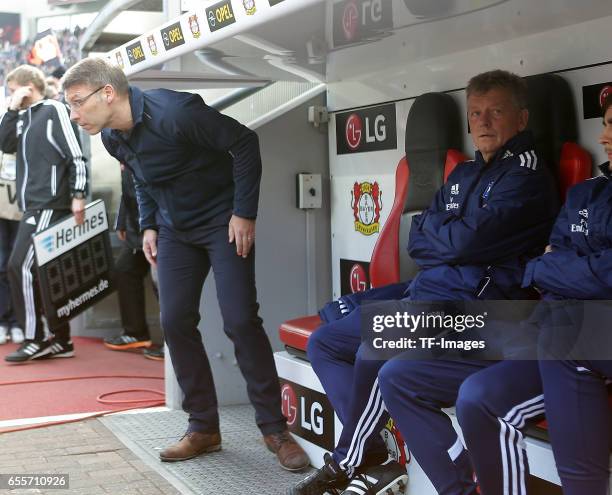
<box><xmin>116</xmin><ymin>229</ymin><xmax>127</xmax><ymax>242</ymax></box>
<box><xmin>71</xmin><ymin>197</ymin><xmax>85</xmax><ymax>225</ymax></box>
<box><xmin>143</xmin><ymin>229</ymin><xmax>158</xmax><ymax>266</ymax></box>
<box><xmin>544</xmin><ymin>244</ymin><xmax>553</xmax><ymax>254</ymax></box>
<box><xmin>8</xmin><ymin>86</ymin><xmax>32</xmax><ymax>111</ymax></box>
<box><xmin>228</xmin><ymin>215</ymin><xmax>255</xmax><ymax>258</ymax></box>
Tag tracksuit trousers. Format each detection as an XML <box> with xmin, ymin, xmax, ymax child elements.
<box><xmin>8</xmin><ymin>209</ymin><xmax>70</xmax><ymax>342</ymax></box>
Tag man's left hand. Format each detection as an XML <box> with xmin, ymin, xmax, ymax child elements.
<box><xmin>228</xmin><ymin>215</ymin><xmax>255</xmax><ymax>258</ymax></box>
<box><xmin>72</xmin><ymin>197</ymin><xmax>86</xmax><ymax>225</ymax></box>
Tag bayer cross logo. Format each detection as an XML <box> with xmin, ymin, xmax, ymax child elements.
<box><xmin>41</xmin><ymin>235</ymin><xmax>54</xmax><ymax>253</ymax></box>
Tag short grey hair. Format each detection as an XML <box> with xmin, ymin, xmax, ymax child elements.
<box><xmin>466</xmin><ymin>69</ymin><xmax>528</xmax><ymax>109</ymax></box>
<box><xmin>62</xmin><ymin>57</ymin><xmax>129</xmax><ymax>96</ymax></box>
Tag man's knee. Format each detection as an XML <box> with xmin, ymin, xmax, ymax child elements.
<box><xmin>378</xmin><ymin>360</ymin><xmax>418</xmax><ymax>402</ymax></box>
<box><xmin>455</xmin><ymin>373</ymin><xmax>490</xmax><ymax>425</ymax></box>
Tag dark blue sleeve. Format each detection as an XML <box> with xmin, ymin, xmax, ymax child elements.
<box><xmin>547</xmin><ymin>203</ymin><xmax>574</xmax><ymax>251</ymax></box>
<box><xmin>169</xmin><ymin>94</ymin><xmax>262</xmax><ymax>219</ymax></box>
<box><xmin>416</xmin><ymin>168</ymin><xmax>557</xmax><ymax>265</ymax></box>
<box><xmin>523</xmin><ymin>248</ymin><xmax>612</xmax><ymax>299</ymax></box>
<box><xmin>101</xmin><ymin>130</ymin><xmax>158</xmax><ymax>231</ymax></box>
<box><xmin>407</xmin><ymin>186</ymin><xmax>451</xmax><ymax>268</ymax></box>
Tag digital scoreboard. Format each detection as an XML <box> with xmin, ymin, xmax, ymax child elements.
<box><xmin>32</xmin><ymin>200</ymin><xmax>114</xmax><ymax>328</ymax></box>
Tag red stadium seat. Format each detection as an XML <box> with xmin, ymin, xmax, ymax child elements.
<box><xmin>279</xmin><ymin>92</ymin><xmax>465</xmax><ymax>356</ymax></box>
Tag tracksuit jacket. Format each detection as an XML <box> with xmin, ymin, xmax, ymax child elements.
<box><xmin>522</xmin><ymin>162</ymin><xmax>612</xmax><ymax>299</ymax></box>
<box><xmin>0</xmin><ymin>99</ymin><xmax>87</xmax><ymax>212</ymax></box>
<box><xmin>101</xmin><ymin>86</ymin><xmax>262</xmax><ymax>231</ymax></box>
<box><xmin>408</xmin><ymin>130</ymin><xmax>560</xmax><ymax>300</ymax></box>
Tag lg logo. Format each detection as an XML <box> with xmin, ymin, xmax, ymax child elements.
<box><xmin>350</xmin><ymin>263</ymin><xmax>368</xmax><ymax>293</ymax></box>
<box><xmin>337</xmin><ymin>103</ymin><xmax>396</xmax><ymax>154</ymax></box>
<box><xmin>600</xmin><ymin>85</ymin><xmax>612</xmax><ymax>109</ymax></box>
<box><xmin>281</xmin><ymin>383</ymin><xmax>325</xmax><ymax>435</ymax></box>
<box><xmin>342</xmin><ymin>0</ymin><xmax>383</xmax><ymax>40</ymax></box>
<box><xmin>344</xmin><ymin>113</ymin><xmax>388</xmax><ymax>150</ymax></box>
<box><xmin>281</xmin><ymin>384</ymin><xmax>297</xmax><ymax>426</ymax></box>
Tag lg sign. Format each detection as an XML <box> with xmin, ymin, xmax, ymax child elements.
<box><xmin>280</xmin><ymin>380</ymin><xmax>335</xmax><ymax>450</ymax></box>
<box><xmin>334</xmin><ymin>0</ymin><xmax>392</xmax><ymax>47</ymax></box>
<box><xmin>337</xmin><ymin>104</ymin><xmax>397</xmax><ymax>154</ymax></box>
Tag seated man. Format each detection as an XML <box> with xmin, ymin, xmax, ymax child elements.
<box><xmin>457</xmin><ymin>94</ymin><xmax>612</xmax><ymax>495</ymax></box>
<box><xmin>291</xmin><ymin>69</ymin><xmax>560</xmax><ymax>495</ymax></box>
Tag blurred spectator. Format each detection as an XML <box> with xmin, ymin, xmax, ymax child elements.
<box><xmin>45</xmin><ymin>76</ymin><xmax>60</xmax><ymax>100</ymax></box>
<box><xmin>0</xmin><ymin>28</ymin><xmax>82</xmax><ymax>88</ymax></box>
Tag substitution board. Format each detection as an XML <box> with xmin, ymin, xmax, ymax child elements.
<box><xmin>32</xmin><ymin>200</ymin><xmax>115</xmax><ymax>328</ymax></box>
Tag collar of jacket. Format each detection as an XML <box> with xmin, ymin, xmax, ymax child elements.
<box><xmin>474</xmin><ymin>130</ymin><xmax>535</xmax><ymax>167</ymax></box>
<box><xmin>18</xmin><ymin>98</ymin><xmax>46</xmax><ymax>114</ymax></box>
<box><xmin>127</xmin><ymin>85</ymin><xmax>145</xmax><ymax>127</ymax></box>
<box><xmin>598</xmin><ymin>161</ymin><xmax>611</xmax><ymax>178</ymax></box>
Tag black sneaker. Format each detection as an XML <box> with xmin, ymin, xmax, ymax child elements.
<box><xmin>143</xmin><ymin>345</ymin><xmax>164</xmax><ymax>361</ymax></box>
<box><xmin>104</xmin><ymin>334</ymin><xmax>151</xmax><ymax>351</ymax></box>
<box><xmin>341</xmin><ymin>460</ymin><xmax>408</xmax><ymax>495</ymax></box>
<box><xmin>289</xmin><ymin>453</ymin><xmax>349</xmax><ymax>495</ymax></box>
<box><xmin>39</xmin><ymin>339</ymin><xmax>75</xmax><ymax>359</ymax></box>
<box><xmin>5</xmin><ymin>339</ymin><xmax>53</xmax><ymax>363</ymax></box>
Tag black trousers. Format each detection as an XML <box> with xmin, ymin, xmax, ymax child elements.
<box><xmin>156</xmin><ymin>219</ymin><xmax>286</xmax><ymax>436</ymax></box>
<box><xmin>0</xmin><ymin>218</ymin><xmax>19</xmax><ymax>326</ymax></box>
<box><xmin>8</xmin><ymin>210</ymin><xmax>70</xmax><ymax>341</ymax></box>
<box><xmin>114</xmin><ymin>246</ymin><xmax>157</xmax><ymax>339</ymax></box>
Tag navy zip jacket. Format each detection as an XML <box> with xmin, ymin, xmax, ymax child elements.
<box><xmin>407</xmin><ymin>130</ymin><xmax>559</xmax><ymax>300</ymax></box>
<box><xmin>522</xmin><ymin>162</ymin><xmax>612</xmax><ymax>299</ymax></box>
<box><xmin>101</xmin><ymin>86</ymin><xmax>262</xmax><ymax>231</ymax></box>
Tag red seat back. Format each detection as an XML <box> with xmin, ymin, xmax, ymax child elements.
<box><xmin>370</xmin><ymin>93</ymin><xmax>466</xmax><ymax>288</ymax></box>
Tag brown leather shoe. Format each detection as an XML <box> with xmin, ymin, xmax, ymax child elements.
<box><xmin>263</xmin><ymin>430</ymin><xmax>310</xmax><ymax>471</ymax></box>
<box><xmin>159</xmin><ymin>431</ymin><xmax>222</xmax><ymax>462</ymax></box>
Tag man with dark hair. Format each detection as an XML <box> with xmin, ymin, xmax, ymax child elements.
<box><xmin>457</xmin><ymin>94</ymin><xmax>612</xmax><ymax>495</ymax></box>
<box><xmin>61</xmin><ymin>57</ymin><xmax>308</xmax><ymax>471</ymax></box>
<box><xmin>291</xmin><ymin>69</ymin><xmax>559</xmax><ymax>495</ymax></box>
<box><xmin>0</xmin><ymin>64</ymin><xmax>87</xmax><ymax>362</ymax></box>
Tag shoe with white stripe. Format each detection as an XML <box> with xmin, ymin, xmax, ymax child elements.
<box><xmin>38</xmin><ymin>339</ymin><xmax>75</xmax><ymax>359</ymax></box>
<box><xmin>0</xmin><ymin>325</ymin><xmax>8</xmax><ymax>345</ymax></box>
<box><xmin>4</xmin><ymin>339</ymin><xmax>54</xmax><ymax>362</ymax></box>
<box><xmin>288</xmin><ymin>453</ymin><xmax>349</xmax><ymax>495</ymax></box>
<box><xmin>341</xmin><ymin>460</ymin><xmax>408</xmax><ymax>495</ymax></box>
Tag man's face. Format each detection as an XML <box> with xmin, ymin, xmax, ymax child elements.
<box><xmin>64</xmin><ymin>84</ymin><xmax>109</xmax><ymax>135</ymax></box>
<box><xmin>467</xmin><ymin>87</ymin><xmax>529</xmax><ymax>162</ymax></box>
<box><xmin>599</xmin><ymin>106</ymin><xmax>612</xmax><ymax>164</ymax></box>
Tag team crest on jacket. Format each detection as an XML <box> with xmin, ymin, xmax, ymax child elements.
<box><xmin>446</xmin><ymin>183</ymin><xmax>460</xmax><ymax>210</ymax></box>
<box><xmin>571</xmin><ymin>208</ymin><xmax>589</xmax><ymax>235</ymax></box>
<box><xmin>351</xmin><ymin>181</ymin><xmax>382</xmax><ymax>235</ymax></box>
<box><xmin>189</xmin><ymin>14</ymin><xmax>201</xmax><ymax>38</ymax></box>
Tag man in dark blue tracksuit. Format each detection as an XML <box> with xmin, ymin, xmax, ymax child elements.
<box><xmin>458</xmin><ymin>95</ymin><xmax>612</xmax><ymax>495</ymax></box>
<box><xmin>61</xmin><ymin>57</ymin><xmax>308</xmax><ymax>470</ymax></box>
<box><xmin>291</xmin><ymin>70</ymin><xmax>559</xmax><ymax>495</ymax></box>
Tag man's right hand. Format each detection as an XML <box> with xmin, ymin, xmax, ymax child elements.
<box><xmin>143</xmin><ymin>229</ymin><xmax>158</xmax><ymax>266</ymax></box>
<box><xmin>8</xmin><ymin>86</ymin><xmax>32</xmax><ymax>111</ymax></box>
<box><xmin>116</xmin><ymin>229</ymin><xmax>127</xmax><ymax>242</ymax></box>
